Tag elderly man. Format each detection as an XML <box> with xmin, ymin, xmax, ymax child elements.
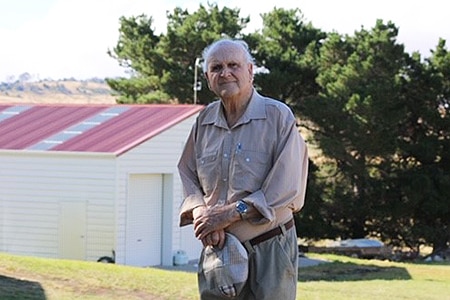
<box><xmin>178</xmin><ymin>38</ymin><xmax>308</xmax><ymax>300</ymax></box>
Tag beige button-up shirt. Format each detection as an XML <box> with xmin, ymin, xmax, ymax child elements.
<box><xmin>178</xmin><ymin>90</ymin><xmax>308</xmax><ymax>242</ymax></box>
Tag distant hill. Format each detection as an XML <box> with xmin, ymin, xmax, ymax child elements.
<box><xmin>0</xmin><ymin>78</ymin><xmax>116</xmax><ymax>104</ymax></box>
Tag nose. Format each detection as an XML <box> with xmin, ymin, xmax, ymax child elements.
<box><xmin>220</xmin><ymin>67</ymin><xmax>231</xmax><ymax>77</ymax></box>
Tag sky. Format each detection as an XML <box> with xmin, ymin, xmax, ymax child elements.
<box><xmin>0</xmin><ymin>0</ymin><xmax>449</xmax><ymax>81</ymax></box>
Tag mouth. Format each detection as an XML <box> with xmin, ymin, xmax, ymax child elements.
<box><xmin>218</xmin><ymin>80</ymin><xmax>236</xmax><ymax>86</ymax></box>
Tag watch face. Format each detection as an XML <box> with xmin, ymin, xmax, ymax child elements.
<box><xmin>236</xmin><ymin>201</ymin><xmax>248</xmax><ymax>213</ymax></box>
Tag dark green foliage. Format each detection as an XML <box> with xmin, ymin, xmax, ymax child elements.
<box><xmin>107</xmin><ymin>4</ymin><xmax>249</xmax><ymax>104</ymax></box>
<box><xmin>107</xmin><ymin>6</ymin><xmax>450</xmax><ymax>253</ymax></box>
<box><xmin>297</xmin><ymin>19</ymin><xmax>449</xmax><ymax>252</ymax></box>
<box><xmin>248</xmin><ymin>8</ymin><xmax>325</xmax><ymax>106</ymax></box>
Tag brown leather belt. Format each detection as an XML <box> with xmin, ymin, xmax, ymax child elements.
<box><xmin>249</xmin><ymin>219</ymin><xmax>295</xmax><ymax>247</ymax></box>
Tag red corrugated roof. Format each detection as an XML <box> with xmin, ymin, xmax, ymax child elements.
<box><xmin>0</xmin><ymin>104</ymin><xmax>203</xmax><ymax>156</ymax></box>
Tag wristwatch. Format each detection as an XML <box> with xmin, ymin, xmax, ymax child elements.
<box><xmin>235</xmin><ymin>200</ymin><xmax>249</xmax><ymax>220</ymax></box>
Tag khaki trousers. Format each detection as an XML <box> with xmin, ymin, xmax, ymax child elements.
<box><xmin>198</xmin><ymin>226</ymin><xmax>298</xmax><ymax>300</ymax></box>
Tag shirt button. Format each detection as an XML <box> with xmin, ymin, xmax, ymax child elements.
<box><xmin>224</xmin><ymin>153</ymin><xmax>228</xmax><ymax>158</ymax></box>
<box><xmin>223</xmin><ymin>178</ymin><xmax>227</xmax><ymax>182</ymax></box>
<box><xmin>245</xmin><ymin>157</ymin><xmax>250</xmax><ymax>162</ymax></box>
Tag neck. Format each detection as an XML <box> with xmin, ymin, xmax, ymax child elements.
<box><xmin>222</xmin><ymin>89</ymin><xmax>253</xmax><ymax>127</ymax></box>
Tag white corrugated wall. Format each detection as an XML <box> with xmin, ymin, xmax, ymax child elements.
<box><xmin>0</xmin><ymin>112</ymin><xmax>202</xmax><ymax>266</ymax></box>
<box><xmin>0</xmin><ymin>151</ymin><xmax>116</xmax><ymax>261</ymax></box>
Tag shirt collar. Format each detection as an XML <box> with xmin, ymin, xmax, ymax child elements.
<box><xmin>201</xmin><ymin>89</ymin><xmax>267</xmax><ymax>128</ymax></box>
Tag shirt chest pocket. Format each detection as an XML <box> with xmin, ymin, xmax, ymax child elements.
<box><xmin>196</xmin><ymin>152</ymin><xmax>218</xmax><ymax>194</ymax></box>
<box><xmin>231</xmin><ymin>150</ymin><xmax>271</xmax><ymax>191</ymax></box>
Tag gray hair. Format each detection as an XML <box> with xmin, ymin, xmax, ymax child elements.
<box><xmin>201</xmin><ymin>39</ymin><xmax>255</xmax><ymax>73</ymax></box>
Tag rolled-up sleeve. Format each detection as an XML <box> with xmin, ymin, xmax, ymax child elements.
<box><xmin>177</xmin><ymin>122</ymin><xmax>205</xmax><ymax>226</ymax></box>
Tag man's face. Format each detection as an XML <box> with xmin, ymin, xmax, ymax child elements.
<box><xmin>204</xmin><ymin>43</ymin><xmax>253</xmax><ymax>99</ymax></box>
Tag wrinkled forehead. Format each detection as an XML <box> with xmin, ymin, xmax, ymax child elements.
<box><xmin>207</xmin><ymin>42</ymin><xmax>247</xmax><ymax>65</ymax></box>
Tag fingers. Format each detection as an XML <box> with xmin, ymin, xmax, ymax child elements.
<box><xmin>210</xmin><ymin>231</ymin><xmax>220</xmax><ymax>246</ymax></box>
<box><xmin>193</xmin><ymin>215</ymin><xmax>221</xmax><ymax>240</ymax></box>
<box><xmin>201</xmin><ymin>230</ymin><xmax>226</xmax><ymax>248</ymax></box>
<box><xmin>201</xmin><ymin>233</ymin><xmax>213</xmax><ymax>247</ymax></box>
<box><xmin>194</xmin><ymin>219</ymin><xmax>211</xmax><ymax>240</ymax></box>
<box><xmin>202</xmin><ymin>231</ymin><xmax>219</xmax><ymax>247</ymax></box>
<box><xmin>217</xmin><ymin>230</ymin><xmax>226</xmax><ymax>249</ymax></box>
<box><xmin>194</xmin><ymin>203</ymin><xmax>235</xmax><ymax>242</ymax></box>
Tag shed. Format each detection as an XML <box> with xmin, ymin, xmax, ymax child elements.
<box><xmin>0</xmin><ymin>103</ymin><xmax>204</xmax><ymax>267</ymax></box>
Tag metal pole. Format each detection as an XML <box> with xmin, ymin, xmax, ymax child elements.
<box><xmin>193</xmin><ymin>57</ymin><xmax>200</xmax><ymax>104</ymax></box>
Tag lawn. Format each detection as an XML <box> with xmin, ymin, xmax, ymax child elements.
<box><xmin>0</xmin><ymin>252</ymin><xmax>448</xmax><ymax>300</ymax></box>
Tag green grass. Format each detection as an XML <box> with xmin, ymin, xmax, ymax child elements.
<box><xmin>299</xmin><ymin>253</ymin><xmax>450</xmax><ymax>300</ymax></box>
<box><xmin>0</xmin><ymin>252</ymin><xmax>449</xmax><ymax>300</ymax></box>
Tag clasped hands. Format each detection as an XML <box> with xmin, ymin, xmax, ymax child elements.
<box><xmin>193</xmin><ymin>203</ymin><xmax>237</xmax><ymax>249</ymax></box>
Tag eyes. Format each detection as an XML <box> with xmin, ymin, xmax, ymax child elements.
<box><xmin>209</xmin><ymin>62</ymin><xmax>240</xmax><ymax>73</ymax></box>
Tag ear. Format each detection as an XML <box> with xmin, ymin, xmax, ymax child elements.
<box><xmin>248</xmin><ymin>64</ymin><xmax>254</xmax><ymax>82</ymax></box>
<box><xmin>204</xmin><ymin>72</ymin><xmax>212</xmax><ymax>90</ymax></box>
